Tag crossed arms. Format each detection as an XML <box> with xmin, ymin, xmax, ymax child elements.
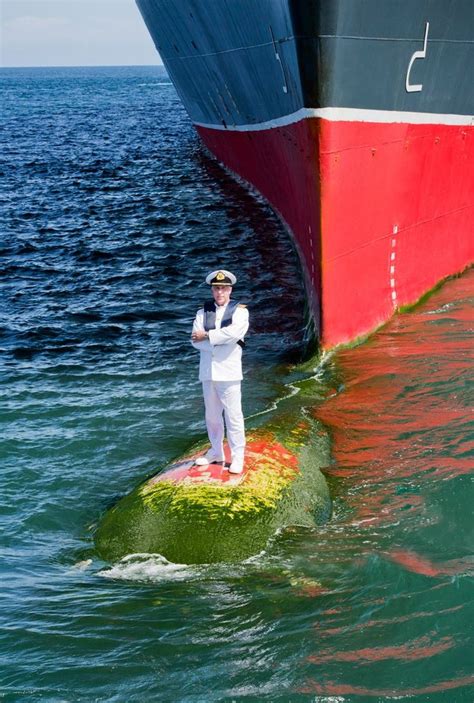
<box><xmin>191</xmin><ymin>307</ymin><xmax>249</xmax><ymax>350</ymax></box>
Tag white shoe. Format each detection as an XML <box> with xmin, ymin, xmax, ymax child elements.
<box><xmin>195</xmin><ymin>450</ymin><xmax>224</xmax><ymax>466</ymax></box>
<box><xmin>229</xmin><ymin>461</ymin><xmax>243</xmax><ymax>474</ymax></box>
<box><xmin>195</xmin><ymin>457</ymin><xmax>209</xmax><ymax>466</ymax></box>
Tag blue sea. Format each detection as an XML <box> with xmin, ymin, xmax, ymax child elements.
<box><xmin>1</xmin><ymin>65</ymin><xmax>473</xmax><ymax>702</ymax></box>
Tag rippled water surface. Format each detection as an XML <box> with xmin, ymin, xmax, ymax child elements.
<box><xmin>1</xmin><ymin>66</ymin><xmax>473</xmax><ymax>702</ymax></box>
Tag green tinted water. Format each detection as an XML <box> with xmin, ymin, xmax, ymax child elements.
<box><xmin>2</xmin><ymin>272</ymin><xmax>472</xmax><ymax>702</ymax></box>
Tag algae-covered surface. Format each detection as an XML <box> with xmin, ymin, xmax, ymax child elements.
<box><xmin>95</xmin><ymin>414</ymin><xmax>331</xmax><ymax>564</ymax></box>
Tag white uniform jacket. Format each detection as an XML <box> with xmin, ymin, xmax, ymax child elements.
<box><xmin>191</xmin><ymin>303</ymin><xmax>249</xmax><ymax>382</ymax></box>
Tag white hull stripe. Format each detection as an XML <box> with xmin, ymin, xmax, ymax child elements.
<box><xmin>194</xmin><ymin>107</ymin><xmax>474</xmax><ymax>132</ymax></box>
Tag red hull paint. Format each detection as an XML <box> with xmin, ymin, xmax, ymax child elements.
<box><xmin>196</xmin><ymin>119</ymin><xmax>473</xmax><ymax>348</ymax></box>
<box><xmin>151</xmin><ymin>438</ymin><xmax>298</xmax><ymax>487</ymax></box>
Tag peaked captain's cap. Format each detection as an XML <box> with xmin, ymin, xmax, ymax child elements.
<box><xmin>205</xmin><ymin>269</ymin><xmax>237</xmax><ymax>286</ymax></box>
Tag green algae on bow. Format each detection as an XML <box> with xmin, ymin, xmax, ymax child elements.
<box><xmin>95</xmin><ymin>423</ymin><xmax>331</xmax><ymax>565</ymax></box>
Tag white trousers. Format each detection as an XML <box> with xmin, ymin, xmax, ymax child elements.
<box><xmin>202</xmin><ymin>380</ymin><xmax>245</xmax><ymax>463</ymax></box>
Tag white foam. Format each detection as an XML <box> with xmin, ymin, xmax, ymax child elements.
<box><xmin>98</xmin><ymin>553</ymin><xmax>196</xmax><ymax>583</ymax></box>
<box><xmin>96</xmin><ymin>543</ymin><xmax>280</xmax><ymax>583</ymax></box>
<box><xmin>69</xmin><ymin>559</ymin><xmax>93</xmax><ymax>572</ymax></box>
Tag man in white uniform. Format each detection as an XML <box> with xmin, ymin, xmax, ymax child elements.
<box><xmin>191</xmin><ymin>269</ymin><xmax>249</xmax><ymax>474</ymax></box>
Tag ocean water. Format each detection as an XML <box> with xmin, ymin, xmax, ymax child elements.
<box><xmin>1</xmin><ymin>65</ymin><xmax>473</xmax><ymax>702</ymax></box>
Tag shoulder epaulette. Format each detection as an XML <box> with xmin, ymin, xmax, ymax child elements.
<box><xmin>237</xmin><ymin>303</ymin><xmax>247</xmax><ymax>308</ymax></box>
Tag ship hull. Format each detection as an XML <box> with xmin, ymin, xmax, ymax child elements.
<box><xmin>95</xmin><ymin>427</ymin><xmax>331</xmax><ymax>564</ymax></box>
<box><xmin>198</xmin><ymin>114</ymin><xmax>472</xmax><ymax>346</ymax></box>
<box><xmin>136</xmin><ymin>0</ymin><xmax>474</xmax><ymax>346</ymax></box>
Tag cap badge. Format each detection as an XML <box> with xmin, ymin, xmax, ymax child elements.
<box><xmin>216</xmin><ymin>271</ymin><xmax>225</xmax><ymax>281</ymax></box>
